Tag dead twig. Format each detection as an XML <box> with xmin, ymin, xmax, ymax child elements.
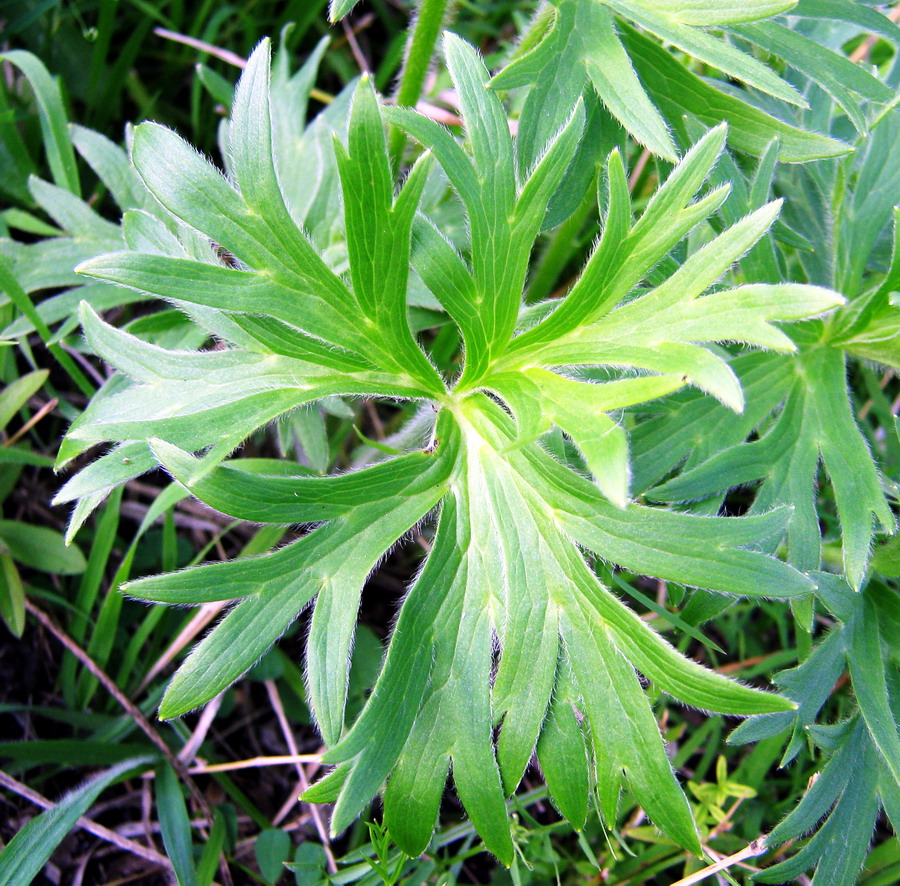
<box><xmin>4</xmin><ymin>397</ymin><xmax>58</xmax><ymax>447</ymax></box>
<box><xmin>24</xmin><ymin>599</ymin><xmax>212</xmax><ymax>829</ymax></box>
<box><xmin>669</xmin><ymin>839</ymin><xmax>768</xmax><ymax>886</ymax></box>
<box><xmin>0</xmin><ymin>769</ymin><xmax>171</xmax><ymax>869</ymax></box>
<box><xmin>265</xmin><ymin>680</ymin><xmax>337</xmax><ymax>874</ymax></box>
<box><xmin>154</xmin><ymin>27</ymin><xmax>247</xmax><ymax>68</ymax></box>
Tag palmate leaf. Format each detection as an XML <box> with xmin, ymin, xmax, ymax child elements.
<box><xmin>643</xmin><ymin>111</ymin><xmax>900</xmax><ymax>591</ymax></box>
<box><xmin>62</xmin><ymin>36</ymin><xmax>846</xmax><ymax>862</ymax></box>
<box><xmin>650</xmin><ymin>339</ymin><xmax>895</xmax><ymax>590</ymax></box>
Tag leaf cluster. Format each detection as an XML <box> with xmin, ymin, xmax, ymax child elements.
<box><xmin>0</xmin><ymin>2</ymin><xmax>898</xmax><ymax>884</ymax></box>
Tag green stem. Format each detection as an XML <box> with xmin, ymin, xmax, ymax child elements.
<box><xmin>388</xmin><ymin>0</ymin><xmax>453</xmax><ymax>166</ymax></box>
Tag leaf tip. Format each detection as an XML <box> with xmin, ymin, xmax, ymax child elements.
<box><xmin>157</xmin><ymin>704</ymin><xmax>177</xmax><ymax>722</ymax></box>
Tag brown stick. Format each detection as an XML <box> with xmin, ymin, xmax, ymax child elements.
<box><xmin>4</xmin><ymin>397</ymin><xmax>58</xmax><ymax>447</ymax></box>
<box><xmin>265</xmin><ymin>681</ymin><xmax>337</xmax><ymax>874</ymax></box>
<box><xmin>24</xmin><ymin>599</ymin><xmax>211</xmax><ymax>825</ymax></box>
<box><xmin>849</xmin><ymin>4</ymin><xmax>900</xmax><ymax>63</ymax></box>
<box><xmin>0</xmin><ymin>769</ymin><xmax>171</xmax><ymax>868</ymax></box>
<box><xmin>154</xmin><ymin>27</ymin><xmax>247</xmax><ymax>68</ymax></box>
<box><xmin>138</xmin><ymin>601</ymin><xmax>226</xmax><ymax>694</ymax></box>
<box><xmin>669</xmin><ymin>839</ymin><xmax>768</xmax><ymax>886</ymax></box>
<box><xmin>629</xmin><ymin>148</ymin><xmax>652</xmax><ymax>191</ymax></box>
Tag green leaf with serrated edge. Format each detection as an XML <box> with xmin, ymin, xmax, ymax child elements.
<box><xmin>729</xmin><ymin>625</ymin><xmax>846</xmax><ymax>762</ymax></box>
<box><xmin>152</xmin><ymin>478</ymin><xmax>447</xmax><ymax>723</ymax></box>
<box><xmin>759</xmin><ymin>720</ymin><xmax>881</xmax><ymax>885</ymax></box>
<box><xmin>334</xmin><ymin>76</ymin><xmax>442</xmax><ymax>385</ymax></box>
<box><xmin>68</xmin><ymin>371</ymin><xmax>353</xmax><ymax>450</ymax></box>
<box><xmin>504</xmin><ymin>124</ymin><xmax>728</xmax><ymax>354</ymax></box>
<box><xmin>306</xmin><ymin>484</ymin><xmax>450</xmax><ymax>745</ymax></box>
<box><xmin>494</xmin><ymin>211</ymin><xmax>841</xmax><ymax>416</ymax></box>
<box><xmin>65</xmin><ymin>304</ymin><xmax>426</xmax><ymax>450</ymax></box>
<box><xmin>495</xmin><ymin>7</ymin><xmax>627</xmax><ymax>226</ymax></box>
<box><xmin>381</xmin><ymin>469</ymin><xmax>513</xmax><ymax>864</ymax></box>
<box><xmin>464</xmin><ymin>397</ymin><xmax>815</xmax><ymax>597</ymax></box>
<box><xmin>123</xmin><ymin>73</ymin><xmax>439</xmax><ymax>389</ymax></box>
<box><xmin>653</xmin><ymin>345</ymin><xmax>894</xmax><ymax>588</ymax></box>
<box><xmin>392</xmin><ymin>35</ymin><xmax>585</xmax><ymax>388</ymax></box>
<box><xmin>317</xmin><ymin>396</ymin><xmax>794</xmax><ymax>862</ymax></box>
<box><xmin>76</xmin><ymin>252</ymin><xmax>387</xmax><ymax>371</ymax></box>
<box><xmin>440</xmin><ymin>33</ymin><xmax>517</xmax><ymax>369</ymax></box>
<box><xmin>490</xmin><ymin>0</ymin><xmax>818</xmax><ymax>164</ymax></box>
<box><xmin>736</xmin><ymin>579</ymin><xmax>900</xmax><ymax>880</ymax></box>
<box><xmin>631</xmin><ymin>352</ymin><xmax>794</xmax><ymax>493</ymax></box>
<box><xmin>487</xmin><ymin>369</ymin><xmax>685</xmax><ymax>505</ymax></box>
<box><xmin>808</xmin><ymin>349</ymin><xmax>896</xmax><ymax>588</ymax></box>
<box><xmin>486</xmin><ymin>459</ymin><xmax>561</xmax><ymax>794</ymax></box>
<box><xmin>562</xmin><ymin>609</ymin><xmax>702</xmax><ymax>854</ymax></box>
<box><xmin>523</xmin><ymin>204</ymin><xmax>838</xmax><ymax>355</ymax></box>
<box><xmin>320</xmin><ymin>503</ymin><xmax>463</xmax><ymax>839</ymax></box>
<box><xmin>621</xmin><ymin>25</ymin><xmax>851</xmax><ymax>162</ymax></box>
<box><xmin>579</xmin><ymin>571</ymin><xmax>796</xmax><ymax>715</ymax></box>
<box><xmin>768</xmin><ymin>715</ymin><xmax>863</xmax><ymax>844</ymax></box>
<box><xmin>129</xmin><ymin>124</ymin><xmax>339</xmax><ymax>289</ymax></box>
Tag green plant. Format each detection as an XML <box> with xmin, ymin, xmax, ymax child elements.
<box><xmin>1</xmin><ymin>2</ymin><xmax>899</xmax><ymax>884</ymax></box>
<box><xmin>60</xmin><ymin>31</ymin><xmax>849</xmax><ymax>864</ymax></box>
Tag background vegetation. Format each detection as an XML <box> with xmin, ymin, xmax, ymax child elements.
<box><xmin>1</xmin><ymin>1</ymin><xmax>898</xmax><ymax>884</ymax></box>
